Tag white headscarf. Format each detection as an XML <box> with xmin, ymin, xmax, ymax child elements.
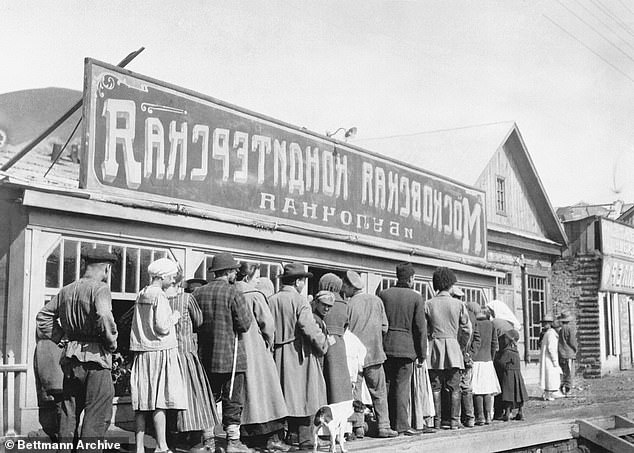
<box><xmin>147</xmin><ymin>258</ymin><xmax>178</xmax><ymax>278</ymax></box>
<box><xmin>487</xmin><ymin>299</ymin><xmax>521</xmax><ymax>330</ymax></box>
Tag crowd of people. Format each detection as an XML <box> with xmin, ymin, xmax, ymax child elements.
<box><xmin>34</xmin><ymin>248</ymin><xmax>577</xmax><ymax>453</ymax></box>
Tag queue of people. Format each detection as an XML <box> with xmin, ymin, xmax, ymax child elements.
<box><xmin>35</xmin><ymin>249</ymin><xmax>576</xmax><ymax>453</ymax></box>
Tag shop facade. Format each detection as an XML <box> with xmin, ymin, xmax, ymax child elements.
<box><xmin>0</xmin><ymin>60</ymin><xmax>501</xmax><ymax>435</ymax></box>
<box><xmin>553</xmin><ymin>217</ymin><xmax>634</xmax><ymax>378</ymax></box>
<box><xmin>355</xmin><ymin>123</ymin><xmax>568</xmax><ymax>377</ymax></box>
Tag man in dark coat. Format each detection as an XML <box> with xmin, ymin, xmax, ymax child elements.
<box><xmin>269</xmin><ymin>263</ymin><xmax>330</xmax><ymax>451</ymax></box>
<box><xmin>36</xmin><ymin>248</ymin><xmax>119</xmax><ymax>453</ymax></box>
<box><xmin>378</xmin><ymin>262</ymin><xmax>428</xmax><ymax>436</ymax></box>
<box><xmin>193</xmin><ymin>252</ymin><xmax>253</xmax><ymax>453</ymax></box>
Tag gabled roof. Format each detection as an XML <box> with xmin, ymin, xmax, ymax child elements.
<box><xmin>352</xmin><ymin>121</ymin><xmax>516</xmax><ymax>185</ymax></box>
<box><xmin>353</xmin><ymin>122</ymin><xmax>567</xmax><ymax>246</ymax></box>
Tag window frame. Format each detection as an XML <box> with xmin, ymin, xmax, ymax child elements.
<box><xmin>526</xmin><ymin>274</ymin><xmax>547</xmax><ymax>354</ymax></box>
<box><xmin>496</xmin><ymin>175</ymin><xmax>507</xmax><ymax>215</ymax></box>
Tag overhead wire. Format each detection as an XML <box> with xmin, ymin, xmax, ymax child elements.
<box><xmin>570</xmin><ymin>0</ymin><xmax>634</xmax><ymax>53</ymax></box>
<box><xmin>353</xmin><ymin>121</ymin><xmax>515</xmax><ymax>142</ymax></box>
<box><xmin>542</xmin><ymin>14</ymin><xmax>634</xmax><ymax>82</ymax></box>
<box><xmin>615</xmin><ymin>0</ymin><xmax>634</xmax><ymax>17</ymax></box>
<box><xmin>555</xmin><ymin>0</ymin><xmax>634</xmax><ymax>64</ymax></box>
<box><xmin>589</xmin><ymin>0</ymin><xmax>634</xmax><ymax>39</ymax></box>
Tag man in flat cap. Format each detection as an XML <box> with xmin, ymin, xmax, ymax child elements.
<box><xmin>193</xmin><ymin>252</ymin><xmax>253</xmax><ymax>453</ymax></box>
<box><xmin>36</xmin><ymin>247</ymin><xmax>119</xmax><ymax>452</ymax></box>
<box><xmin>378</xmin><ymin>262</ymin><xmax>428</xmax><ymax>436</ymax></box>
<box><xmin>343</xmin><ymin>271</ymin><xmax>397</xmax><ymax>438</ymax></box>
<box><xmin>268</xmin><ymin>263</ymin><xmax>330</xmax><ymax>451</ymax></box>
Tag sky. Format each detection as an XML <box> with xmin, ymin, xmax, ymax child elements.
<box><xmin>2</xmin><ymin>0</ymin><xmax>634</xmax><ymax>207</ymax></box>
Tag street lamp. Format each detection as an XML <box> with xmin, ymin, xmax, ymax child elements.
<box><xmin>326</xmin><ymin>127</ymin><xmax>357</xmax><ymax>140</ymax></box>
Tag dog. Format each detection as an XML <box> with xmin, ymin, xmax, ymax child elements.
<box><xmin>312</xmin><ymin>400</ymin><xmax>367</xmax><ymax>453</ymax></box>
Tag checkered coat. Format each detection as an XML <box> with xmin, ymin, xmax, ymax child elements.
<box><xmin>193</xmin><ymin>278</ymin><xmax>253</xmax><ymax>373</ymax></box>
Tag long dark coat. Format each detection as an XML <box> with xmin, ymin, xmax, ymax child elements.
<box><xmin>269</xmin><ymin>286</ymin><xmax>328</xmax><ymax>417</ymax></box>
<box><xmin>495</xmin><ymin>345</ymin><xmax>528</xmax><ymax>404</ymax></box>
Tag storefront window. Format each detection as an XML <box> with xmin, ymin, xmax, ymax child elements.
<box><xmin>43</xmin><ymin>237</ymin><xmax>174</xmax><ymax>397</ymax></box>
<box><xmin>379</xmin><ymin>277</ymin><xmax>434</xmax><ymax>300</ymax></box>
<box><xmin>194</xmin><ymin>253</ymin><xmax>283</xmax><ymax>291</ymax></box>
<box><xmin>527</xmin><ymin>275</ymin><xmax>546</xmax><ymax>353</ymax></box>
<box><xmin>45</xmin><ymin>243</ymin><xmax>61</xmax><ymax>288</ymax></box>
<box><xmin>62</xmin><ymin>240</ymin><xmax>79</xmax><ymax>286</ymax></box>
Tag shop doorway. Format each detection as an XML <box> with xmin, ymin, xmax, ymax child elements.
<box><xmin>307</xmin><ymin>266</ymin><xmax>347</xmax><ymax>297</ymax></box>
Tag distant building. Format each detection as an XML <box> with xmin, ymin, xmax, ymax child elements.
<box><xmin>554</xmin><ymin>201</ymin><xmax>634</xmax><ymax>377</ymax></box>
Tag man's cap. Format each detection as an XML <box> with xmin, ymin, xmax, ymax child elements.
<box><xmin>83</xmin><ymin>248</ymin><xmax>118</xmax><ymax>264</ymax></box>
<box><xmin>345</xmin><ymin>271</ymin><xmax>364</xmax><ymax>290</ymax></box>
<box><xmin>208</xmin><ymin>253</ymin><xmax>240</xmax><ymax>272</ymax></box>
<box><xmin>315</xmin><ymin>290</ymin><xmax>335</xmax><ymax>306</ymax></box>
<box><xmin>319</xmin><ymin>273</ymin><xmax>343</xmax><ymax>292</ymax></box>
<box><xmin>541</xmin><ymin>314</ymin><xmax>555</xmax><ymax>323</ymax></box>
<box><xmin>451</xmin><ymin>287</ymin><xmax>465</xmax><ymax>298</ymax></box>
<box><xmin>279</xmin><ymin>262</ymin><xmax>313</xmax><ymax>279</ymax></box>
<box><xmin>558</xmin><ymin>311</ymin><xmax>573</xmax><ymax>322</ymax></box>
<box><xmin>396</xmin><ymin>262</ymin><xmax>415</xmax><ymax>280</ymax></box>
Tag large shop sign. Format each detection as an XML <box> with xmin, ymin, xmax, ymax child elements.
<box><xmin>81</xmin><ymin>59</ymin><xmax>487</xmax><ymax>262</ymax></box>
<box><xmin>600</xmin><ymin>255</ymin><xmax>634</xmax><ymax>295</ymax></box>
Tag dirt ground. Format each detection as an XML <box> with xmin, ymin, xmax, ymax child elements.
<box><xmin>521</xmin><ymin>368</ymin><xmax>634</xmax><ymax>421</ymax></box>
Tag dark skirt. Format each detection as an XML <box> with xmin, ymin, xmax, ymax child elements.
<box><xmin>241</xmin><ymin>418</ymin><xmax>286</xmax><ymax>438</ymax></box>
<box><xmin>499</xmin><ymin>370</ymin><xmax>528</xmax><ymax>404</ymax></box>
<box><xmin>323</xmin><ymin>335</ymin><xmax>352</xmax><ymax>404</ymax></box>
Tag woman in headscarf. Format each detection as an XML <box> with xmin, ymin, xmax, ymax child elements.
<box><xmin>165</xmin><ymin>271</ymin><xmax>219</xmax><ymax>452</ymax></box>
<box><xmin>235</xmin><ymin>264</ymin><xmax>291</xmax><ymax>452</ymax></box>
<box><xmin>130</xmin><ymin>258</ymin><xmax>186</xmax><ymax>453</ymax></box>
<box><xmin>471</xmin><ymin>307</ymin><xmax>500</xmax><ymax>425</ymax></box>
<box><xmin>318</xmin><ymin>274</ymin><xmax>354</xmax><ymax>403</ymax></box>
<box><xmin>487</xmin><ymin>299</ymin><xmax>520</xmax><ymax>420</ymax></box>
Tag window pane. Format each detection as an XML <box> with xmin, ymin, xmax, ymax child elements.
<box><xmin>110</xmin><ymin>246</ymin><xmax>124</xmax><ymax>292</ymax></box>
<box><xmin>125</xmin><ymin>248</ymin><xmax>139</xmax><ymax>293</ymax></box>
<box><xmin>194</xmin><ymin>260</ymin><xmax>205</xmax><ymax>280</ymax></box>
<box><xmin>45</xmin><ymin>243</ymin><xmax>61</xmax><ymax>288</ymax></box>
<box><xmin>206</xmin><ymin>257</ymin><xmax>214</xmax><ymax>278</ymax></box>
<box><xmin>63</xmin><ymin>240</ymin><xmax>78</xmax><ymax>285</ymax></box>
<box><xmin>140</xmin><ymin>249</ymin><xmax>153</xmax><ymax>289</ymax></box>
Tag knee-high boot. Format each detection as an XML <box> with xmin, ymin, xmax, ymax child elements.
<box><xmin>473</xmin><ymin>395</ymin><xmax>484</xmax><ymax>425</ymax></box>
<box><xmin>484</xmin><ymin>394</ymin><xmax>493</xmax><ymax>425</ymax></box>
<box><xmin>432</xmin><ymin>391</ymin><xmax>442</xmax><ymax>430</ymax></box>
<box><xmin>450</xmin><ymin>391</ymin><xmax>461</xmax><ymax>430</ymax></box>
<box><xmin>461</xmin><ymin>392</ymin><xmax>475</xmax><ymax>427</ymax></box>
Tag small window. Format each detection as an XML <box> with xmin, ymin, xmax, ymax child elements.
<box><xmin>498</xmin><ymin>272</ymin><xmax>513</xmax><ymax>287</ymax></box>
<box><xmin>496</xmin><ymin>176</ymin><xmax>506</xmax><ymax>214</ymax></box>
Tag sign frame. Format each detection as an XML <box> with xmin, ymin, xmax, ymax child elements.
<box><xmin>81</xmin><ymin>58</ymin><xmax>488</xmax><ymax>264</ymax></box>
